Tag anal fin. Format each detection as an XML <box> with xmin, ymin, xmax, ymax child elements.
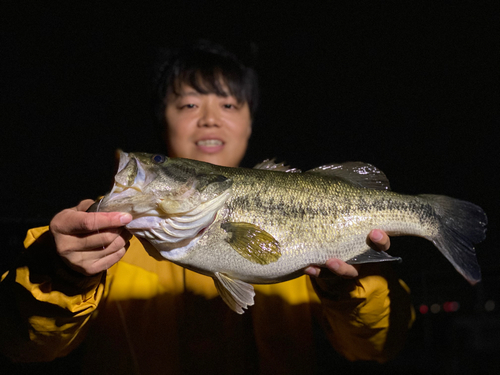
<box><xmin>213</xmin><ymin>272</ymin><xmax>255</xmax><ymax>314</ymax></box>
<box><xmin>346</xmin><ymin>248</ymin><xmax>402</xmax><ymax>265</ymax></box>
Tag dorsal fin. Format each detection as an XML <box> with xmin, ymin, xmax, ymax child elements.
<box><xmin>253</xmin><ymin>158</ymin><xmax>301</xmax><ymax>173</ymax></box>
<box><xmin>306</xmin><ymin>162</ymin><xmax>391</xmax><ymax>190</ymax></box>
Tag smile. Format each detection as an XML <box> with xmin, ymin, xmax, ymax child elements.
<box><xmin>196</xmin><ymin>139</ymin><xmax>224</xmax><ymax>147</ymax></box>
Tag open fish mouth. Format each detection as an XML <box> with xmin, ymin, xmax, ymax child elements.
<box><xmin>90</xmin><ymin>151</ymin><xmax>167</xmax><ymax>216</ymax></box>
<box><xmin>112</xmin><ymin>152</ymin><xmax>148</xmax><ymax>192</ymax></box>
<box><xmin>87</xmin><ymin>150</ymin><xmax>234</xmax><ymax>250</ymax></box>
<box><xmin>87</xmin><ymin>150</ymin><xmax>137</xmax><ymax>212</ymax></box>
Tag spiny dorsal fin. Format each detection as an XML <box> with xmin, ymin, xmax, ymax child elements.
<box><xmin>306</xmin><ymin>162</ymin><xmax>391</xmax><ymax>190</ymax></box>
<box><xmin>213</xmin><ymin>272</ymin><xmax>255</xmax><ymax>314</ymax></box>
<box><xmin>253</xmin><ymin>158</ymin><xmax>301</xmax><ymax>173</ymax></box>
<box><xmin>221</xmin><ymin>222</ymin><xmax>281</xmax><ymax>265</ymax></box>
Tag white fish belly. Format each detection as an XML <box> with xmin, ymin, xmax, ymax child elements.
<box><xmin>173</xmin><ymin>211</ymin><xmax>431</xmax><ymax>284</ymax></box>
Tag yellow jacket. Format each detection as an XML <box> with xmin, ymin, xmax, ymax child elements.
<box><xmin>0</xmin><ymin>226</ymin><xmax>414</xmax><ymax>374</ymax></box>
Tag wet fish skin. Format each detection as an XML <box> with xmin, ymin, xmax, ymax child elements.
<box><xmin>90</xmin><ymin>151</ymin><xmax>487</xmax><ymax>313</ymax></box>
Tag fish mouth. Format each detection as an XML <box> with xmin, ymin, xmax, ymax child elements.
<box><xmin>97</xmin><ymin>151</ymin><xmax>156</xmax><ymax>214</ymax></box>
<box><xmin>113</xmin><ymin>151</ymin><xmax>146</xmax><ymax>192</ymax></box>
<box><xmin>87</xmin><ymin>151</ymin><xmax>138</xmax><ymax>213</ymax></box>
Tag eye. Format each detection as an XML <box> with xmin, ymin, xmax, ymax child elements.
<box><xmin>152</xmin><ymin>154</ymin><xmax>166</xmax><ymax>164</ymax></box>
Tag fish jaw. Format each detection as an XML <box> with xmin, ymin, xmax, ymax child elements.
<box><xmin>97</xmin><ymin>151</ymin><xmax>161</xmax><ymax>216</ymax></box>
<box><xmin>92</xmin><ymin>151</ymin><xmax>235</xmax><ymax>263</ymax></box>
<box><xmin>109</xmin><ymin>169</ymin><xmax>233</xmax><ymax>260</ymax></box>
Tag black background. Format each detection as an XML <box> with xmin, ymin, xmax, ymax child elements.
<box><xmin>1</xmin><ymin>1</ymin><xmax>499</xmax><ymax>373</ymax></box>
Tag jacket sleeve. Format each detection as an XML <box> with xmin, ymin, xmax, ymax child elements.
<box><xmin>0</xmin><ymin>227</ymin><xmax>106</xmax><ymax>362</ymax></box>
<box><xmin>311</xmin><ymin>263</ymin><xmax>415</xmax><ymax>363</ymax></box>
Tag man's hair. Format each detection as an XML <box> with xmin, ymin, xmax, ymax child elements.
<box><xmin>155</xmin><ymin>40</ymin><xmax>259</xmax><ymax>122</ymax></box>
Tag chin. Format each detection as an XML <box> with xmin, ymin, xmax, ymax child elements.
<box><xmin>196</xmin><ymin>155</ymin><xmax>226</xmax><ymax>166</ymax></box>
<box><xmin>194</xmin><ymin>151</ymin><xmax>241</xmax><ymax>168</ymax></box>
<box><xmin>209</xmin><ymin>157</ymin><xmax>238</xmax><ymax>168</ymax></box>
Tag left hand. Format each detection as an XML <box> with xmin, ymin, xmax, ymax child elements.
<box><xmin>304</xmin><ymin>229</ymin><xmax>391</xmax><ymax>278</ymax></box>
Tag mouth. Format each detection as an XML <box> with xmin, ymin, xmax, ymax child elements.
<box><xmin>195</xmin><ymin>138</ymin><xmax>224</xmax><ymax>153</ymax></box>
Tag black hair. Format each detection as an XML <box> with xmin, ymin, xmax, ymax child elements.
<box><xmin>155</xmin><ymin>40</ymin><xmax>259</xmax><ymax>123</ymax></box>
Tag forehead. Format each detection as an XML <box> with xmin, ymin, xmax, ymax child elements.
<box><xmin>173</xmin><ymin>79</ymin><xmax>230</xmax><ymax>95</ymax></box>
<box><xmin>173</xmin><ymin>83</ymin><xmax>218</xmax><ymax>96</ymax></box>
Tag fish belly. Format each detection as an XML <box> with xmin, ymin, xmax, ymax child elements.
<box><xmin>174</xmin><ymin>191</ymin><xmax>434</xmax><ymax>284</ymax></box>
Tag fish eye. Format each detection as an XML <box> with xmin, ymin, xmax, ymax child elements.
<box><xmin>152</xmin><ymin>154</ymin><xmax>166</xmax><ymax>164</ymax></box>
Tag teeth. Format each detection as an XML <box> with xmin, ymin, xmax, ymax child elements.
<box><xmin>197</xmin><ymin>139</ymin><xmax>223</xmax><ymax>146</ymax></box>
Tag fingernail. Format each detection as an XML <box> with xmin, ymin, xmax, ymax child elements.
<box><xmin>305</xmin><ymin>267</ymin><xmax>320</xmax><ymax>277</ymax></box>
<box><xmin>120</xmin><ymin>213</ymin><xmax>132</xmax><ymax>224</ymax></box>
<box><xmin>371</xmin><ymin>229</ymin><xmax>383</xmax><ymax>241</ymax></box>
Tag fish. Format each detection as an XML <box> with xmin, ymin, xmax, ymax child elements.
<box><xmin>89</xmin><ymin>151</ymin><xmax>487</xmax><ymax>314</ymax></box>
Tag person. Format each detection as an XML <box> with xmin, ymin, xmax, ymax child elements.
<box><xmin>0</xmin><ymin>41</ymin><xmax>414</xmax><ymax>374</ymax></box>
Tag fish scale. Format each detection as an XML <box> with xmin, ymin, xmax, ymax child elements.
<box><xmin>89</xmin><ymin>151</ymin><xmax>487</xmax><ymax>314</ymax></box>
<box><xmin>168</xmin><ymin>175</ymin><xmax>427</xmax><ymax>281</ymax></box>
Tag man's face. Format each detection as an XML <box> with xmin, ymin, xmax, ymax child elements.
<box><xmin>164</xmin><ymin>83</ymin><xmax>252</xmax><ymax>168</ymax></box>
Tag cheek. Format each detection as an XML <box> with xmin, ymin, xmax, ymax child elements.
<box><xmin>165</xmin><ymin>113</ymin><xmax>192</xmax><ymax>141</ymax></box>
<box><xmin>168</xmin><ymin>126</ymin><xmax>186</xmax><ymax>140</ymax></box>
<box><xmin>229</xmin><ymin>123</ymin><xmax>251</xmax><ymax>158</ymax></box>
<box><xmin>232</xmin><ymin>118</ymin><xmax>252</xmax><ymax>140</ymax></box>
<box><xmin>165</xmin><ymin>120</ymin><xmax>195</xmax><ymax>158</ymax></box>
<box><xmin>245</xmin><ymin>123</ymin><xmax>252</xmax><ymax>138</ymax></box>
<box><xmin>165</xmin><ymin>126</ymin><xmax>182</xmax><ymax>150</ymax></box>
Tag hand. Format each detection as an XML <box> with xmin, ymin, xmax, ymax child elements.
<box><xmin>304</xmin><ymin>229</ymin><xmax>391</xmax><ymax>278</ymax></box>
<box><xmin>49</xmin><ymin>199</ymin><xmax>133</xmax><ymax>276</ymax></box>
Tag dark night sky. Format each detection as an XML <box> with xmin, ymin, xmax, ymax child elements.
<box><xmin>2</xmin><ymin>3</ymin><xmax>497</xmax><ymax>208</ymax></box>
<box><xmin>1</xmin><ymin>1</ymin><xmax>500</xmax><ymax>371</ymax></box>
<box><xmin>2</xmin><ymin>2</ymin><xmax>498</xmax><ymax>266</ymax></box>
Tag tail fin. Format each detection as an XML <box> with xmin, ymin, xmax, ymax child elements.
<box><xmin>421</xmin><ymin>194</ymin><xmax>487</xmax><ymax>284</ymax></box>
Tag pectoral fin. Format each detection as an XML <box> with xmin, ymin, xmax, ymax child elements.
<box><xmin>346</xmin><ymin>248</ymin><xmax>402</xmax><ymax>264</ymax></box>
<box><xmin>221</xmin><ymin>222</ymin><xmax>281</xmax><ymax>265</ymax></box>
<box><xmin>213</xmin><ymin>272</ymin><xmax>255</xmax><ymax>314</ymax></box>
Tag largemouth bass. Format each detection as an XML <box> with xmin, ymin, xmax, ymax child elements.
<box><xmin>89</xmin><ymin>151</ymin><xmax>487</xmax><ymax>313</ymax></box>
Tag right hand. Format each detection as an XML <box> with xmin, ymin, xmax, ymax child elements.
<box><xmin>304</xmin><ymin>229</ymin><xmax>391</xmax><ymax>279</ymax></box>
<box><xmin>49</xmin><ymin>199</ymin><xmax>133</xmax><ymax>276</ymax></box>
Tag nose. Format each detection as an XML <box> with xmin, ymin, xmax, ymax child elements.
<box><xmin>197</xmin><ymin>105</ymin><xmax>221</xmax><ymax>128</ymax></box>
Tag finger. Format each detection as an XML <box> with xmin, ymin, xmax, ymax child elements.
<box><xmin>304</xmin><ymin>265</ymin><xmax>321</xmax><ymax>277</ymax></box>
<box><xmin>76</xmin><ymin>228</ymin><xmax>127</xmax><ymax>252</ymax></box>
<box><xmin>368</xmin><ymin>229</ymin><xmax>391</xmax><ymax>252</ymax></box>
<box><xmin>305</xmin><ymin>259</ymin><xmax>360</xmax><ymax>279</ymax></box>
<box><xmin>84</xmin><ymin>234</ymin><xmax>131</xmax><ymax>275</ymax></box>
<box><xmin>325</xmin><ymin>259</ymin><xmax>359</xmax><ymax>278</ymax></box>
<box><xmin>79</xmin><ymin>211</ymin><xmax>133</xmax><ymax>232</ymax></box>
<box><xmin>56</xmin><ymin>211</ymin><xmax>132</xmax><ymax>234</ymax></box>
<box><xmin>55</xmin><ymin>225</ymin><xmax>127</xmax><ymax>253</ymax></box>
<box><xmin>62</xmin><ymin>233</ymin><xmax>130</xmax><ymax>275</ymax></box>
<box><xmin>86</xmin><ymin>247</ymin><xmax>128</xmax><ymax>275</ymax></box>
